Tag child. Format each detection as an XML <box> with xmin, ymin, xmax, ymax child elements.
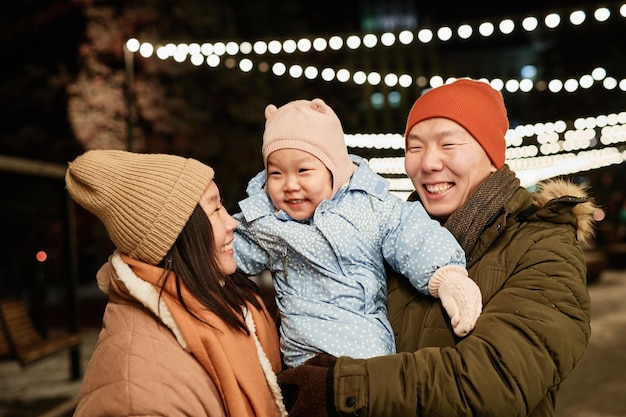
<box><xmin>233</xmin><ymin>98</ymin><xmax>482</xmax><ymax>368</ymax></box>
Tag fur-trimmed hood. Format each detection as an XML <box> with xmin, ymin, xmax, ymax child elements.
<box><xmin>530</xmin><ymin>179</ymin><xmax>598</xmax><ymax>248</ymax></box>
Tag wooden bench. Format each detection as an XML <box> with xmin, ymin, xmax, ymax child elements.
<box><xmin>0</xmin><ymin>316</ymin><xmax>12</xmax><ymax>359</ymax></box>
<box><xmin>0</xmin><ymin>299</ymin><xmax>82</xmax><ymax>368</ymax></box>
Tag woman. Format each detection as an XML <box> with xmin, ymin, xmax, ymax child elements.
<box><xmin>65</xmin><ymin>149</ymin><xmax>286</xmax><ymax>417</ymax></box>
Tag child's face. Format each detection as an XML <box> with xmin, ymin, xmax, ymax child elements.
<box><xmin>266</xmin><ymin>148</ymin><xmax>332</xmax><ymax>220</ymax></box>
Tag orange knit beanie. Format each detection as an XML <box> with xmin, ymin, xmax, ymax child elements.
<box><xmin>404</xmin><ymin>78</ymin><xmax>508</xmax><ymax>169</ymax></box>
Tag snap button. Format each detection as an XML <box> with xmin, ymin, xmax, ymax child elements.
<box><xmin>345</xmin><ymin>396</ymin><xmax>356</xmax><ymax>407</ymax></box>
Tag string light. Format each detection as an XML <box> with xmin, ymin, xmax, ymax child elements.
<box><xmin>124</xmin><ymin>3</ymin><xmax>626</xmax><ymax>192</ymax></box>
<box><xmin>124</xmin><ymin>4</ymin><xmax>625</xmax><ymax>94</ymax></box>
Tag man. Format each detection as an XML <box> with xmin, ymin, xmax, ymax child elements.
<box><xmin>279</xmin><ymin>78</ymin><xmax>597</xmax><ymax>417</ymax></box>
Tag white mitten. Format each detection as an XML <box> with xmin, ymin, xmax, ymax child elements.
<box><xmin>428</xmin><ymin>264</ymin><xmax>482</xmax><ymax>337</ymax></box>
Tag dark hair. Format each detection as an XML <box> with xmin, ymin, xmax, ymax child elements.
<box><xmin>157</xmin><ymin>205</ymin><xmax>262</xmax><ymax>334</ymax></box>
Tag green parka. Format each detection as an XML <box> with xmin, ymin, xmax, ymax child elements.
<box><xmin>332</xmin><ymin>178</ymin><xmax>595</xmax><ymax>417</ymax></box>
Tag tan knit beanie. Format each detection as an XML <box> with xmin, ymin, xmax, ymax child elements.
<box><xmin>262</xmin><ymin>98</ymin><xmax>354</xmax><ymax>197</ymax></box>
<box><xmin>65</xmin><ymin>149</ymin><xmax>215</xmax><ymax>265</ymax></box>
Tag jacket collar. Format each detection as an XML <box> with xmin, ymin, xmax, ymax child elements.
<box><xmin>474</xmin><ymin>178</ymin><xmax>597</xmax><ymax>262</ymax></box>
<box><xmin>97</xmin><ymin>251</ymin><xmax>188</xmax><ymax>350</ymax></box>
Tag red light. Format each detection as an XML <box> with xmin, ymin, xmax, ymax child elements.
<box><xmin>36</xmin><ymin>251</ymin><xmax>47</xmax><ymax>262</ymax></box>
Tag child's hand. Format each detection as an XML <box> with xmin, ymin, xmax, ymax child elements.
<box><xmin>428</xmin><ymin>265</ymin><xmax>482</xmax><ymax>336</ymax></box>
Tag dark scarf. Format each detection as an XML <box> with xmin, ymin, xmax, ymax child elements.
<box><xmin>444</xmin><ymin>165</ymin><xmax>519</xmax><ymax>256</ymax></box>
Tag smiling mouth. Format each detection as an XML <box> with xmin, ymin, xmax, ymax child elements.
<box><xmin>424</xmin><ymin>183</ymin><xmax>453</xmax><ymax>194</ymax></box>
<box><xmin>221</xmin><ymin>242</ymin><xmax>233</xmax><ymax>253</ymax></box>
<box><xmin>286</xmin><ymin>199</ymin><xmax>306</xmax><ymax>204</ymax></box>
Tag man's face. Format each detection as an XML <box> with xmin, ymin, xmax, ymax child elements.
<box><xmin>404</xmin><ymin>117</ymin><xmax>497</xmax><ymax>221</ymax></box>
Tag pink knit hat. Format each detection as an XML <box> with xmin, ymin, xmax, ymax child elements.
<box><xmin>262</xmin><ymin>98</ymin><xmax>354</xmax><ymax>197</ymax></box>
<box><xmin>404</xmin><ymin>78</ymin><xmax>509</xmax><ymax>169</ymax></box>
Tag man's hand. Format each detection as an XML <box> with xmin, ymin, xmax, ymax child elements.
<box><xmin>278</xmin><ymin>354</ymin><xmax>338</xmax><ymax>417</ymax></box>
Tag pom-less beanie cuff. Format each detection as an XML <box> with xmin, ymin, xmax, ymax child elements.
<box><xmin>404</xmin><ymin>78</ymin><xmax>508</xmax><ymax>169</ymax></box>
<box><xmin>65</xmin><ymin>150</ymin><xmax>215</xmax><ymax>265</ymax></box>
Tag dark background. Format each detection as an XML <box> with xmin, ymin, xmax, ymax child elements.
<box><xmin>0</xmin><ymin>0</ymin><xmax>624</xmax><ymax>325</ymax></box>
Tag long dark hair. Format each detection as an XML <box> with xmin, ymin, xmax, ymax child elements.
<box><xmin>157</xmin><ymin>205</ymin><xmax>262</xmax><ymax>334</ymax></box>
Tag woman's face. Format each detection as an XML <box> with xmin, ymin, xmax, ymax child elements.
<box><xmin>199</xmin><ymin>181</ymin><xmax>238</xmax><ymax>275</ymax></box>
<box><xmin>404</xmin><ymin>117</ymin><xmax>496</xmax><ymax>221</ymax></box>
